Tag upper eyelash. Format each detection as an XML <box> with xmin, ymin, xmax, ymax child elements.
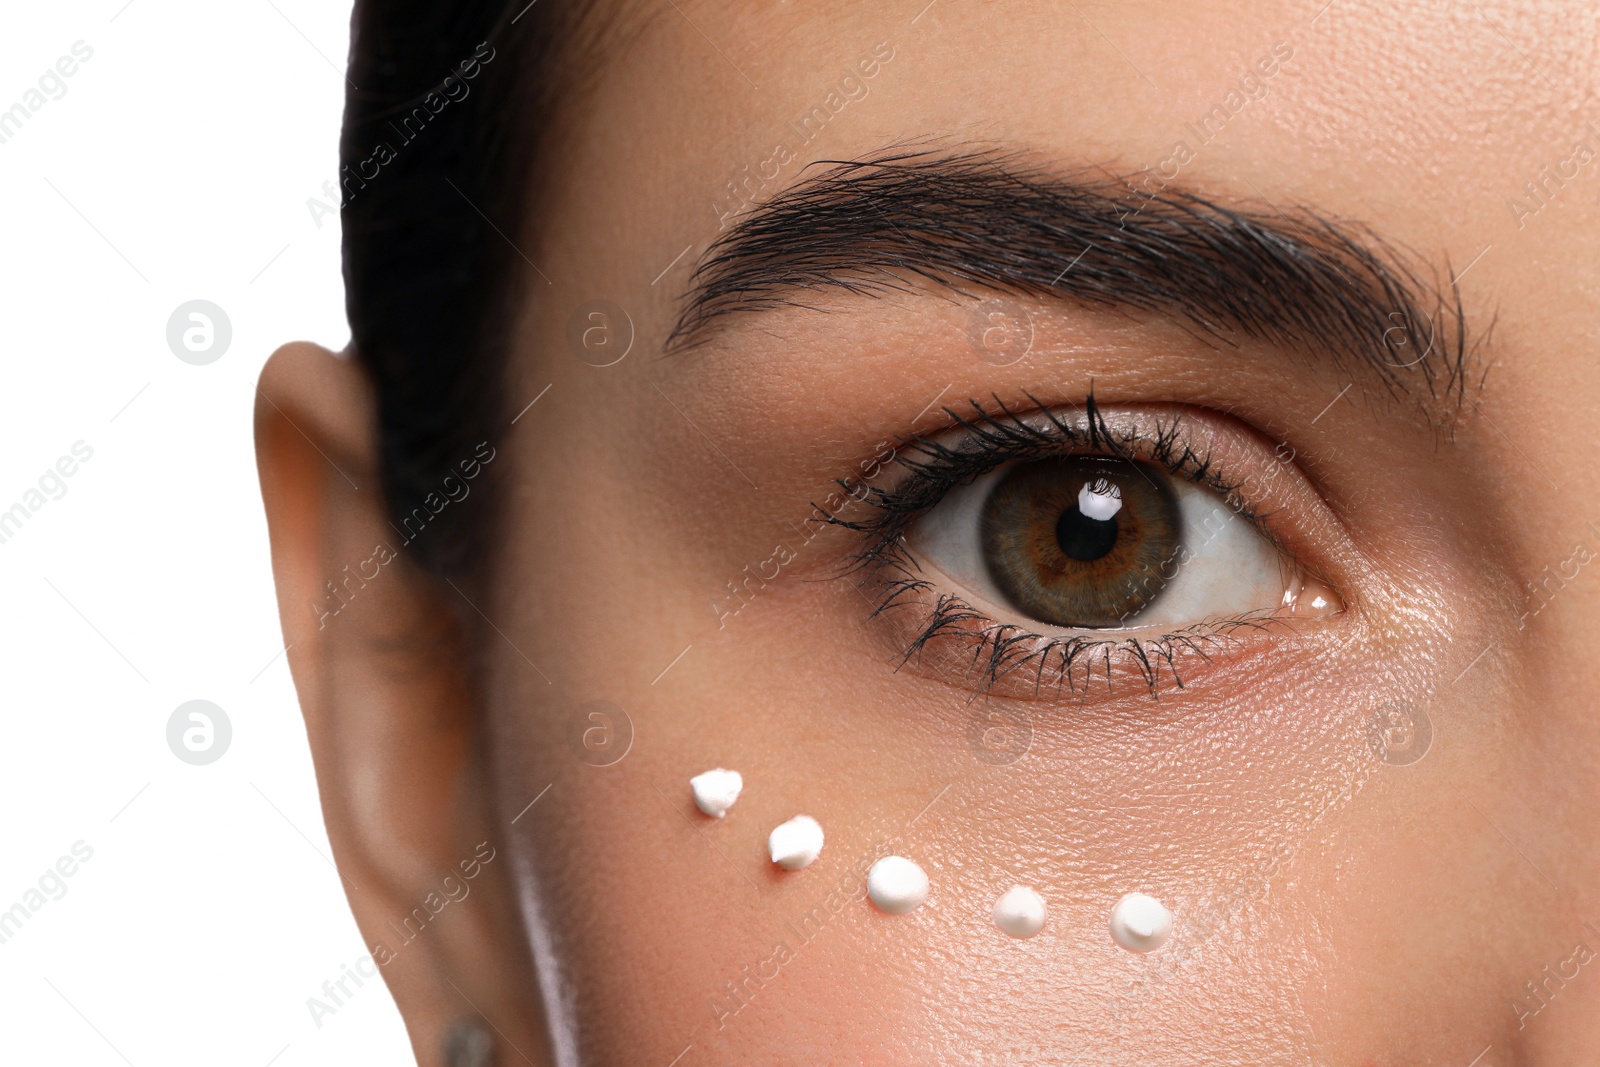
<box><xmin>821</xmin><ymin>388</ymin><xmax>1262</xmax><ymax>573</ymax></box>
<box><xmin>811</xmin><ymin>389</ymin><xmax>1286</xmax><ymax>698</ymax></box>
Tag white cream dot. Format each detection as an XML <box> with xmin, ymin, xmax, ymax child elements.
<box><xmin>689</xmin><ymin>768</ymin><xmax>743</xmax><ymax>818</ymax></box>
<box><xmin>867</xmin><ymin>856</ymin><xmax>929</xmax><ymax>914</ymax></box>
<box><xmin>993</xmin><ymin>885</ymin><xmax>1047</xmax><ymax>938</ymax></box>
<box><xmin>1109</xmin><ymin>892</ymin><xmax>1173</xmax><ymax>952</ymax></box>
<box><xmin>767</xmin><ymin>815</ymin><xmax>823</xmax><ymax>870</ymax></box>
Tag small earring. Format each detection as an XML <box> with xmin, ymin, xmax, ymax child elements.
<box><xmin>444</xmin><ymin>1017</ymin><xmax>495</xmax><ymax>1067</ymax></box>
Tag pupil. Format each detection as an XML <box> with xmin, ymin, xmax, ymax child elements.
<box><xmin>1056</xmin><ymin>505</ymin><xmax>1119</xmax><ymax>561</ymax></box>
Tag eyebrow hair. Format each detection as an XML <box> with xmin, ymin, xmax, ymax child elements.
<box><xmin>669</xmin><ymin>150</ymin><xmax>1477</xmax><ymax>418</ymax></box>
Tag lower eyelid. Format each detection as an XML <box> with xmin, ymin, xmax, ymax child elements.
<box><xmin>857</xmin><ymin>572</ymin><xmax>1298</xmax><ymax>704</ymax></box>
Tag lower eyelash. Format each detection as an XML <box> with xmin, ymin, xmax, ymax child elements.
<box><xmin>866</xmin><ymin>562</ymin><xmax>1283</xmax><ymax>699</ymax></box>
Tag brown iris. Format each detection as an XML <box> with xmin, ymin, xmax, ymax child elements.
<box><xmin>979</xmin><ymin>456</ymin><xmax>1182</xmax><ymax>627</ymax></box>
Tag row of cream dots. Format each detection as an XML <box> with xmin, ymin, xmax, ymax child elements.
<box><xmin>690</xmin><ymin>768</ymin><xmax>1173</xmax><ymax>950</ymax></box>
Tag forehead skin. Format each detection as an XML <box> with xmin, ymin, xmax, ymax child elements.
<box><xmin>487</xmin><ymin>2</ymin><xmax>1600</xmax><ymax>1064</ymax></box>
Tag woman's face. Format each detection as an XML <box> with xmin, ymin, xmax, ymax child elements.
<box><xmin>264</xmin><ymin>0</ymin><xmax>1600</xmax><ymax>1063</ymax></box>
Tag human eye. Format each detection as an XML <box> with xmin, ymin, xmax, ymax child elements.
<box><xmin>821</xmin><ymin>392</ymin><xmax>1344</xmax><ymax>699</ymax></box>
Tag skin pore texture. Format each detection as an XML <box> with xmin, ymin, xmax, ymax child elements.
<box><xmin>256</xmin><ymin>1</ymin><xmax>1600</xmax><ymax>1064</ymax></box>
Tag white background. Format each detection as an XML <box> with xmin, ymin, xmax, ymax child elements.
<box><xmin>0</xmin><ymin>2</ymin><xmax>409</xmax><ymax>1062</ymax></box>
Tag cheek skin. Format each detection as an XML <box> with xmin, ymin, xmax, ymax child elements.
<box><xmin>484</xmin><ymin>518</ymin><xmax>1480</xmax><ymax>1064</ymax></box>
<box><xmin>483</xmin><ymin>351</ymin><xmax>1513</xmax><ymax>1064</ymax></box>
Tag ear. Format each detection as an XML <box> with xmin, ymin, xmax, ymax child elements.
<box><xmin>255</xmin><ymin>343</ymin><xmax>548</xmax><ymax>1066</ymax></box>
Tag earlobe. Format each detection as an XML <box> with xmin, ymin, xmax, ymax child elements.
<box><xmin>255</xmin><ymin>342</ymin><xmax>548</xmax><ymax>1065</ymax></box>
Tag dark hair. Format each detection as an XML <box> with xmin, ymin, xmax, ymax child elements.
<box><xmin>341</xmin><ymin>1</ymin><xmax>549</xmax><ymax>578</ymax></box>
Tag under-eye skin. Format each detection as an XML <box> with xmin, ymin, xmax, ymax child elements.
<box><xmin>818</xmin><ymin>393</ymin><xmax>1344</xmax><ymax>698</ymax></box>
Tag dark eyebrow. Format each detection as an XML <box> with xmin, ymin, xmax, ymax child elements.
<box><xmin>669</xmin><ymin>150</ymin><xmax>1477</xmax><ymax>419</ymax></box>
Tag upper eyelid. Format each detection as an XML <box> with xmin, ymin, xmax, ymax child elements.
<box><xmin>841</xmin><ymin>397</ymin><xmax>1257</xmax><ymax>534</ymax></box>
